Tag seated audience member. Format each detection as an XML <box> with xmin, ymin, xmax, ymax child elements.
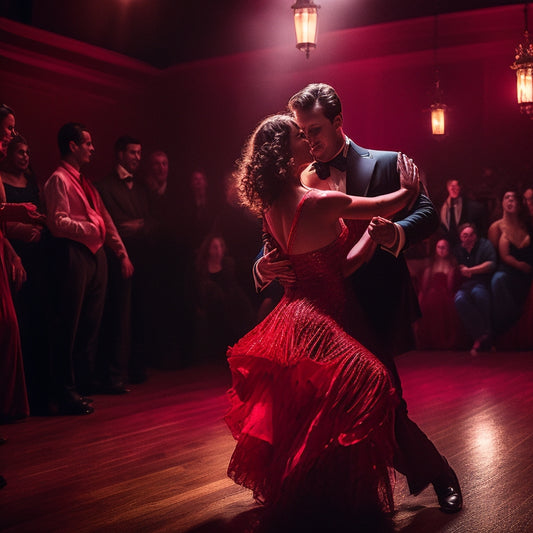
<box><xmin>96</xmin><ymin>135</ymin><xmax>150</xmax><ymax>386</ymax></box>
<box><xmin>194</xmin><ymin>234</ymin><xmax>255</xmax><ymax>361</ymax></box>
<box><xmin>43</xmin><ymin>122</ymin><xmax>133</xmax><ymax>415</ymax></box>
<box><xmin>453</xmin><ymin>223</ymin><xmax>496</xmax><ymax>356</ymax></box>
<box><xmin>440</xmin><ymin>179</ymin><xmax>487</xmax><ymax>246</ymax></box>
<box><xmin>415</xmin><ymin>238</ymin><xmax>462</xmax><ymax>350</ymax></box>
<box><xmin>0</xmin><ymin>135</ymin><xmax>48</xmax><ymax>412</ymax></box>
<box><xmin>488</xmin><ymin>189</ymin><xmax>533</xmax><ymax>335</ymax></box>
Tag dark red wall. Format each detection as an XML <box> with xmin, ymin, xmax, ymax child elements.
<box><xmin>1</xmin><ymin>5</ymin><xmax>532</xmax><ymax>208</ymax></box>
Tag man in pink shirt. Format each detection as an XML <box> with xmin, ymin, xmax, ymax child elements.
<box><xmin>43</xmin><ymin>122</ymin><xmax>133</xmax><ymax>415</ymax></box>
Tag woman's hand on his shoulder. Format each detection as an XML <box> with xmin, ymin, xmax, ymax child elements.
<box><xmin>397</xmin><ymin>152</ymin><xmax>419</xmax><ymax>196</ymax></box>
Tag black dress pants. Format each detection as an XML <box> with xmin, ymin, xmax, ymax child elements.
<box><xmin>96</xmin><ymin>249</ymin><xmax>131</xmax><ymax>386</ymax></box>
<box><xmin>383</xmin><ymin>353</ymin><xmax>452</xmax><ymax>494</ymax></box>
<box><xmin>345</xmin><ymin>304</ymin><xmax>453</xmax><ymax>494</ymax></box>
<box><xmin>48</xmin><ymin>240</ymin><xmax>107</xmax><ymax>400</ymax></box>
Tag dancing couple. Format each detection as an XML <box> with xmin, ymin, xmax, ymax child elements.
<box><xmin>225</xmin><ymin>84</ymin><xmax>462</xmax><ymax>528</ymax></box>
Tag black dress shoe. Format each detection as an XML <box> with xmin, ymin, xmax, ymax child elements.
<box><xmin>128</xmin><ymin>372</ymin><xmax>147</xmax><ymax>385</ymax></box>
<box><xmin>107</xmin><ymin>383</ymin><xmax>130</xmax><ymax>394</ymax></box>
<box><xmin>59</xmin><ymin>400</ymin><xmax>94</xmax><ymax>416</ymax></box>
<box><xmin>95</xmin><ymin>383</ymin><xmax>130</xmax><ymax>395</ymax></box>
<box><xmin>88</xmin><ymin>380</ymin><xmax>131</xmax><ymax>395</ymax></box>
<box><xmin>433</xmin><ymin>470</ymin><xmax>463</xmax><ymax>513</ymax></box>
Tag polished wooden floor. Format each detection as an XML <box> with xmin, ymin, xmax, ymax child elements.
<box><xmin>1</xmin><ymin>350</ymin><xmax>533</xmax><ymax>533</ymax></box>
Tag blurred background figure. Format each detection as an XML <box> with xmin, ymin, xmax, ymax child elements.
<box><xmin>488</xmin><ymin>189</ymin><xmax>533</xmax><ymax>336</ymax></box>
<box><xmin>439</xmin><ymin>178</ymin><xmax>488</xmax><ymax>247</ymax></box>
<box><xmin>415</xmin><ymin>238</ymin><xmax>462</xmax><ymax>350</ymax></box>
<box><xmin>144</xmin><ymin>150</ymin><xmax>168</xmax><ymax>198</ymax></box>
<box><xmin>523</xmin><ymin>187</ymin><xmax>533</xmax><ymax>219</ymax></box>
<box><xmin>453</xmin><ymin>223</ymin><xmax>496</xmax><ymax>356</ymax></box>
<box><xmin>214</xmin><ymin>169</ymin><xmax>262</xmax><ymax>310</ymax></box>
<box><xmin>193</xmin><ymin>234</ymin><xmax>255</xmax><ymax>362</ymax></box>
<box><xmin>143</xmin><ymin>150</ymin><xmax>194</xmax><ymax>368</ymax></box>
<box><xmin>184</xmin><ymin>168</ymin><xmax>219</xmax><ymax>251</ymax></box>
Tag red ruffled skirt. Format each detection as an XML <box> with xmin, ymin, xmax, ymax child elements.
<box><xmin>225</xmin><ymin>295</ymin><xmax>397</xmax><ymax>514</ymax></box>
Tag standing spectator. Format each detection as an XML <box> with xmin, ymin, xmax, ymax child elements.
<box><xmin>143</xmin><ymin>150</ymin><xmax>193</xmax><ymax>368</ymax></box>
<box><xmin>144</xmin><ymin>150</ymin><xmax>168</xmax><ymax>198</ymax></box>
<box><xmin>0</xmin><ymin>104</ymin><xmax>37</xmax><ymax>424</ymax></box>
<box><xmin>184</xmin><ymin>168</ymin><xmax>219</xmax><ymax>250</ymax></box>
<box><xmin>194</xmin><ymin>234</ymin><xmax>255</xmax><ymax>361</ymax></box>
<box><xmin>453</xmin><ymin>223</ymin><xmax>496</xmax><ymax>356</ymax></box>
<box><xmin>0</xmin><ymin>104</ymin><xmax>44</xmax><ymax>491</ymax></box>
<box><xmin>96</xmin><ymin>135</ymin><xmax>150</xmax><ymax>385</ymax></box>
<box><xmin>440</xmin><ymin>179</ymin><xmax>487</xmax><ymax>246</ymax></box>
<box><xmin>43</xmin><ymin>122</ymin><xmax>133</xmax><ymax>414</ymax></box>
<box><xmin>1</xmin><ymin>135</ymin><xmax>48</xmax><ymax>412</ymax></box>
<box><xmin>215</xmin><ymin>170</ymin><xmax>262</xmax><ymax>306</ymax></box>
<box><xmin>488</xmin><ymin>189</ymin><xmax>533</xmax><ymax>335</ymax></box>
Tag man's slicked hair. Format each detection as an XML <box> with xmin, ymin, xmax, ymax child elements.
<box><xmin>114</xmin><ymin>135</ymin><xmax>141</xmax><ymax>156</ymax></box>
<box><xmin>57</xmin><ymin>122</ymin><xmax>87</xmax><ymax>157</ymax></box>
<box><xmin>288</xmin><ymin>83</ymin><xmax>342</xmax><ymax>123</ymax></box>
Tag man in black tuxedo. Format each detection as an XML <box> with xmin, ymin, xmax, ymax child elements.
<box><xmin>440</xmin><ymin>178</ymin><xmax>488</xmax><ymax>246</ymax></box>
<box><xmin>256</xmin><ymin>83</ymin><xmax>462</xmax><ymax>512</ymax></box>
<box><xmin>96</xmin><ymin>135</ymin><xmax>151</xmax><ymax>387</ymax></box>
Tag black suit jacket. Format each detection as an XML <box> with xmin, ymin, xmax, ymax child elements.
<box><xmin>96</xmin><ymin>171</ymin><xmax>151</xmax><ymax>240</ymax></box>
<box><xmin>345</xmin><ymin>141</ymin><xmax>439</xmax><ymax>357</ymax></box>
<box><xmin>440</xmin><ymin>196</ymin><xmax>488</xmax><ymax>245</ymax></box>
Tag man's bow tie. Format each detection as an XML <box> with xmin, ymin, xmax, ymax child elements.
<box><xmin>312</xmin><ymin>152</ymin><xmax>347</xmax><ymax>180</ymax></box>
<box><xmin>122</xmin><ymin>176</ymin><xmax>133</xmax><ymax>184</ymax></box>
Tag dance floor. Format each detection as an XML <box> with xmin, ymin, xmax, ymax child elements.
<box><xmin>1</xmin><ymin>349</ymin><xmax>532</xmax><ymax>533</ymax></box>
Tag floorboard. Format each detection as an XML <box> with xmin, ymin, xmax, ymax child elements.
<box><xmin>1</xmin><ymin>351</ymin><xmax>532</xmax><ymax>532</ymax></box>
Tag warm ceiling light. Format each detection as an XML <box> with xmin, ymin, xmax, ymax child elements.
<box><xmin>291</xmin><ymin>0</ymin><xmax>320</xmax><ymax>59</ymax></box>
<box><xmin>511</xmin><ymin>3</ymin><xmax>533</xmax><ymax>117</ymax></box>
<box><xmin>431</xmin><ymin>102</ymin><xmax>446</xmax><ymax>136</ymax></box>
<box><xmin>430</xmin><ymin>15</ymin><xmax>446</xmax><ymax>136</ymax></box>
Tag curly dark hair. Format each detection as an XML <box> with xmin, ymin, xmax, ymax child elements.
<box><xmin>236</xmin><ymin>114</ymin><xmax>295</xmax><ymax>214</ymax></box>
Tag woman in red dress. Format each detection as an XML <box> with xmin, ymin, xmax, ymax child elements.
<box><xmin>415</xmin><ymin>238</ymin><xmax>463</xmax><ymax>349</ymax></box>
<box><xmin>225</xmin><ymin>114</ymin><xmax>419</xmax><ymax>527</ymax></box>
<box><xmin>0</xmin><ymin>105</ymin><xmax>42</xmax><ymax>424</ymax></box>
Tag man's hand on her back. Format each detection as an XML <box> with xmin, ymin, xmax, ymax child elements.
<box><xmin>256</xmin><ymin>247</ymin><xmax>296</xmax><ymax>285</ymax></box>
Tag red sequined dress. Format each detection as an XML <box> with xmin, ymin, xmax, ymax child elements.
<box><xmin>0</xmin><ymin>228</ymin><xmax>29</xmax><ymax>421</ymax></box>
<box><xmin>225</xmin><ymin>191</ymin><xmax>397</xmax><ymax>514</ymax></box>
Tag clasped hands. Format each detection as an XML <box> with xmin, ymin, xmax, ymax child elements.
<box><xmin>1</xmin><ymin>202</ymin><xmax>45</xmax><ymax>225</ymax></box>
<box><xmin>369</xmin><ymin>153</ymin><xmax>419</xmax><ymax>248</ymax></box>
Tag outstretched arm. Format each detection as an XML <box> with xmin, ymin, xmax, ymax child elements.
<box><xmin>320</xmin><ymin>153</ymin><xmax>419</xmax><ymax>222</ymax></box>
